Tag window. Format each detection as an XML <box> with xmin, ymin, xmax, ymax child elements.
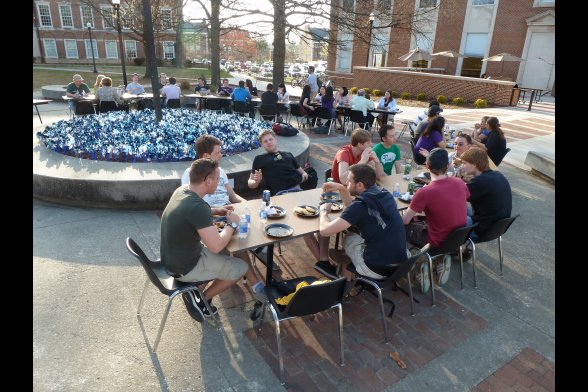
<box><xmin>43</xmin><ymin>39</ymin><xmax>57</xmax><ymax>58</ymax></box>
<box><xmin>37</xmin><ymin>4</ymin><xmax>52</xmax><ymax>27</ymax></box>
<box><xmin>124</xmin><ymin>40</ymin><xmax>137</xmax><ymax>58</ymax></box>
<box><xmin>461</xmin><ymin>57</ymin><xmax>483</xmax><ymax>78</ymax></box>
<box><xmin>419</xmin><ymin>0</ymin><xmax>436</xmax><ymax>8</ymax></box>
<box><xmin>533</xmin><ymin>0</ymin><xmax>555</xmax><ymax>7</ymax></box>
<box><xmin>59</xmin><ymin>5</ymin><xmax>73</xmax><ymax>27</ymax></box>
<box><xmin>81</xmin><ymin>6</ymin><xmax>94</xmax><ymax>27</ymax></box>
<box><xmin>472</xmin><ymin>0</ymin><xmax>495</xmax><ymax>5</ymax></box>
<box><xmin>464</xmin><ymin>33</ymin><xmax>488</xmax><ymax>56</ymax></box>
<box><xmin>121</xmin><ymin>7</ymin><xmax>133</xmax><ymax>29</ymax></box>
<box><xmin>342</xmin><ymin>0</ymin><xmax>354</xmax><ymax>13</ymax></box>
<box><xmin>105</xmin><ymin>40</ymin><xmax>118</xmax><ymax>59</ymax></box>
<box><xmin>101</xmin><ymin>6</ymin><xmax>114</xmax><ymax>29</ymax></box>
<box><xmin>161</xmin><ymin>9</ymin><xmax>172</xmax><ymax>30</ymax></box>
<box><xmin>85</xmin><ymin>39</ymin><xmax>98</xmax><ymax>59</ymax></box>
<box><xmin>163</xmin><ymin>41</ymin><xmax>175</xmax><ymax>59</ymax></box>
<box><xmin>64</xmin><ymin>39</ymin><xmax>79</xmax><ymax>59</ymax></box>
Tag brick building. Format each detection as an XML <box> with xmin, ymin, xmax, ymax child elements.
<box><xmin>327</xmin><ymin>0</ymin><xmax>555</xmax><ymax>94</ymax></box>
<box><xmin>33</xmin><ymin>0</ymin><xmax>181</xmax><ymax>64</ymax></box>
<box><xmin>219</xmin><ymin>28</ymin><xmax>257</xmax><ymax>62</ymax></box>
<box><xmin>299</xmin><ymin>25</ymin><xmax>329</xmax><ymax>63</ymax></box>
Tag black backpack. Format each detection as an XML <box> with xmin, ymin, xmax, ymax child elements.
<box><xmin>300</xmin><ymin>167</ymin><xmax>318</xmax><ymax>190</ymax></box>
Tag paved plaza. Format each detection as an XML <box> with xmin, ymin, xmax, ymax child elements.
<box><xmin>33</xmin><ymin>92</ymin><xmax>554</xmax><ymax>391</ymax></box>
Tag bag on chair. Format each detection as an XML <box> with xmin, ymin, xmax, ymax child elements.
<box><xmin>405</xmin><ymin>218</ymin><xmax>429</xmax><ymax>248</ymax></box>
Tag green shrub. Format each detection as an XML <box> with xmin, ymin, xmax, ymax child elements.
<box><xmin>452</xmin><ymin>97</ymin><xmax>464</xmax><ymax>106</ymax></box>
<box><xmin>179</xmin><ymin>80</ymin><xmax>191</xmax><ymax>91</ymax></box>
<box><xmin>436</xmin><ymin>95</ymin><xmax>447</xmax><ymax>104</ymax></box>
<box><xmin>400</xmin><ymin>92</ymin><xmax>411</xmax><ymax>100</ymax></box>
<box><xmin>363</xmin><ymin>88</ymin><xmax>372</xmax><ymax>95</ymax></box>
<box><xmin>416</xmin><ymin>92</ymin><xmax>427</xmax><ymax>101</ymax></box>
<box><xmin>349</xmin><ymin>87</ymin><xmax>358</xmax><ymax>94</ymax></box>
<box><xmin>184</xmin><ymin>59</ymin><xmax>193</xmax><ymax>68</ymax></box>
<box><xmin>372</xmin><ymin>89</ymin><xmax>384</xmax><ymax>97</ymax></box>
<box><xmin>391</xmin><ymin>91</ymin><xmax>398</xmax><ymax>98</ymax></box>
<box><xmin>473</xmin><ymin>98</ymin><xmax>488</xmax><ymax>108</ymax></box>
<box><xmin>156</xmin><ymin>58</ymin><xmax>165</xmax><ymax>66</ymax></box>
<box><xmin>133</xmin><ymin>57</ymin><xmax>145</xmax><ymax>66</ymax></box>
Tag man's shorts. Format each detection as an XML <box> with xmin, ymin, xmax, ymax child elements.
<box><xmin>343</xmin><ymin>232</ymin><xmax>386</xmax><ymax>280</ymax></box>
<box><xmin>178</xmin><ymin>248</ymin><xmax>247</xmax><ymax>283</ymax></box>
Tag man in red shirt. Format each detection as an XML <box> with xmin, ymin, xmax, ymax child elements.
<box><xmin>402</xmin><ymin>148</ymin><xmax>470</xmax><ymax>292</ymax></box>
<box><xmin>330</xmin><ymin>128</ymin><xmax>385</xmax><ymax>184</ymax></box>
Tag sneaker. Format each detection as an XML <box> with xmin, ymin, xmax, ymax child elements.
<box><xmin>314</xmin><ymin>260</ymin><xmax>338</xmax><ymax>279</ymax></box>
<box><xmin>415</xmin><ymin>262</ymin><xmax>430</xmax><ymax>294</ymax></box>
<box><xmin>182</xmin><ymin>291</ymin><xmax>217</xmax><ymax>322</ymax></box>
<box><xmin>436</xmin><ymin>255</ymin><xmax>452</xmax><ymax>286</ymax></box>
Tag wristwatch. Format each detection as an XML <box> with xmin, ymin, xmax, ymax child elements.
<box><xmin>228</xmin><ymin>221</ymin><xmax>238</xmax><ymax>231</ymax></box>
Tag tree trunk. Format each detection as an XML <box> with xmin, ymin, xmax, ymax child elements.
<box><xmin>142</xmin><ymin>0</ymin><xmax>162</xmax><ymax>122</ymax></box>
<box><xmin>209</xmin><ymin>0</ymin><xmax>221</xmax><ymax>91</ymax></box>
<box><xmin>175</xmin><ymin>5</ymin><xmax>184</xmax><ymax>68</ymax></box>
<box><xmin>272</xmin><ymin>0</ymin><xmax>286</xmax><ymax>87</ymax></box>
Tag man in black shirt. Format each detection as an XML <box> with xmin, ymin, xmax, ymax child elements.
<box><xmin>460</xmin><ymin>147</ymin><xmax>512</xmax><ymax>241</ymax></box>
<box><xmin>248</xmin><ymin>129</ymin><xmax>309</xmax><ymax>195</ymax></box>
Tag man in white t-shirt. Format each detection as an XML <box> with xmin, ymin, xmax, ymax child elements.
<box><xmin>181</xmin><ymin>135</ymin><xmax>246</xmax><ymax>207</ymax></box>
<box><xmin>161</xmin><ymin>76</ymin><xmax>181</xmax><ymax>105</ymax></box>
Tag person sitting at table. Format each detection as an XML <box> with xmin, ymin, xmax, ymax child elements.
<box><xmin>472</xmin><ymin>116</ymin><xmax>490</xmax><ymax>143</ymax></box>
<box><xmin>277</xmin><ymin>83</ymin><xmax>290</xmax><ymax>107</ymax></box>
<box><xmin>375</xmin><ymin>90</ymin><xmax>398</xmax><ymax>127</ymax></box>
<box><xmin>245</xmin><ymin>79</ymin><xmax>258</xmax><ymax>97</ymax></box>
<box><xmin>161</xmin><ymin>158</ymin><xmax>266</xmax><ymax>321</ymax></box>
<box><xmin>65</xmin><ymin>74</ymin><xmax>91</xmax><ymax>112</ymax></box>
<box><xmin>161</xmin><ymin>76</ymin><xmax>181</xmax><ymax>106</ymax></box>
<box><xmin>318</xmin><ymin>85</ymin><xmax>336</xmax><ymax>129</ymax></box>
<box><xmin>469</xmin><ymin>117</ymin><xmax>509</xmax><ymax>166</ymax></box>
<box><xmin>414</xmin><ymin>105</ymin><xmax>443</xmax><ymax>142</ymax></box>
<box><xmin>217</xmin><ymin>78</ymin><xmax>233</xmax><ymax>113</ymax></box>
<box><xmin>194</xmin><ymin>76</ymin><xmax>210</xmax><ymax>94</ymax></box>
<box><xmin>125</xmin><ymin>73</ymin><xmax>145</xmax><ymax>95</ymax></box>
<box><xmin>260</xmin><ymin>83</ymin><xmax>279</xmax><ymax>121</ymax></box>
<box><xmin>314</xmin><ymin>85</ymin><xmax>326</xmax><ymax>104</ymax></box>
<box><xmin>459</xmin><ymin>147</ymin><xmax>512</xmax><ymax>242</ymax></box>
<box><xmin>448</xmin><ymin>134</ymin><xmax>474</xmax><ymax>180</ymax></box>
<box><xmin>93</xmin><ymin>74</ymin><xmax>106</xmax><ymax>95</ymax></box>
<box><xmin>331</xmin><ymin>128</ymin><xmax>385</xmax><ymax>185</ymax></box>
<box><xmin>299</xmin><ymin>84</ymin><xmax>316</xmax><ymax>127</ymax></box>
<box><xmin>96</xmin><ymin>76</ymin><xmax>123</xmax><ymax>107</ymax></box>
<box><xmin>314</xmin><ymin>163</ymin><xmax>408</xmax><ymax>281</ymax></box>
<box><xmin>414</xmin><ymin>116</ymin><xmax>447</xmax><ymax>165</ymax></box>
<box><xmin>232</xmin><ymin>80</ymin><xmax>253</xmax><ymax>118</ymax></box>
<box><xmin>401</xmin><ymin>148</ymin><xmax>470</xmax><ymax>292</ymax></box>
<box><xmin>158</xmin><ymin>72</ymin><xmax>168</xmax><ymax>93</ymax></box>
<box><xmin>334</xmin><ymin>86</ymin><xmax>352</xmax><ymax>131</ymax></box>
<box><xmin>373</xmin><ymin>124</ymin><xmax>402</xmax><ymax>175</ymax></box>
<box><xmin>412</xmin><ymin>100</ymin><xmax>441</xmax><ymax>131</ymax></box>
<box><xmin>181</xmin><ymin>135</ymin><xmax>246</xmax><ymax>207</ymax></box>
<box><xmin>248</xmin><ymin>129</ymin><xmax>309</xmax><ymax>195</ymax></box>
<box><xmin>351</xmin><ymin>89</ymin><xmax>375</xmax><ymax>131</ymax></box>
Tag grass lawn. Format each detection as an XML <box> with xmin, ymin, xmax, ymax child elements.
<box><xmin>33</xmin><ymin>64</ymin><xmax>231</xmax><ymax>91</ymax></box>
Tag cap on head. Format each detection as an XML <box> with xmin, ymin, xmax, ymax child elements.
<box><xmin>428</xmin><ymin>105</ymin><xmax>443</xmax><ymax>116</ymax></box>
<box><xmin>73</xmin><ymin>74</ymin><xmax>83</xmax><ymax>81</ymax></box>
<box><xmin>427</xmin><ymin>148</ymin><xmax>449</xmax><ymax>171</ymax></box>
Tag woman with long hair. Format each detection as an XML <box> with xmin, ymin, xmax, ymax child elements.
<box><xmin>299</xmin><ymin>84</ymin><xmax>315</xmax><ymax>127</ymax></box>
<box><xmin>471</xmin><ymin>116</ymin><xmax>508</xmax><ymax>165</ymax></box>
<box><xmin>93</xmin><ymin>74</ymin><xmax>106</xmax><ymax>94</ymax></box>
<box><xmin>414</xmin><ymin>116</ymin><xmax>447</xmax><ymax>164</ymax></box>
<box><xmin>245</xmin><ymin>79</ymin><xmax>258</xmax><ymax>96</ymax></box>
<box><xmin>321</xmin><ymin>85</ymin><xmax>335</xmax><ymax>128</ymax></box>
<box><xmin>376</xmin><ymin>90</ymin><xmax>398</xmax><ymax>126</ymax></box>
<box><xmin>335</xmin><ymin>86</ymin><xmax>351</xmax><ymax>131</ymax></box>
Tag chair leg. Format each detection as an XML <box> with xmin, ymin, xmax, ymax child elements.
<box><xmin>468</xmin><ymin>239</ymin><xmax>478</xmax><ymax>288</ymax></box>
<box><xmin>256</xmin><ymin>302</ymin><xmax>267</xmax><ymax>333</ymax></box>
<box><xmin>337</xmin><ymin>303</ymin><xmax>345</xmax><ymax>366</ymax></box>
<box><xmin>459</xmin><ymin>244</ymin><xmax>465</xmax><ymax>290</ymax></box>
<box><xmin>153</xmin><ymin>294</ymin><xmax>175</xmax><ymax>352</ymax></box>
<box><xmin>406</xmin><ymin>272</ymin><xmax>415</xmax><ymax>316</ymax></box>
<box><xmin>334</xmin><ymin>233</ymin><xmax>340</xmax><ymax>250</ymax></box>
<box><xmin>137</xmin><ymin>277</ymin><xmax>151</xmax><ymax>315</ymax></box>
<box><xmin>498</xmin><ymin>236</ymin><xmax>504</xmax><ymax>276</ymax></box>
<box><xmin>426</xmin><ymin>253</ymin><xmax>436</xmax><ymax>306</ymax></box>
<box><xmin>197</xmin><ymin>288</ymin><xmax>220</xmax><ymax>330</ymax></box>
<box><xmin>357</xmin><ymin>278</ymin><xmax>389</xmax><ymax>342</ymax></box>
<box><xmin>278</xmin><ymin>241</ymin><xmax>283</xmax><ymax>256</ymax></box>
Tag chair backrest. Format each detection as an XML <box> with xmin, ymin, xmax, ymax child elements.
<box><xmin>99</xmin><ymin>100</ymin><xmax>118</xmax><ymax>113</ymax></box>
<box><xmin>75</xmin><ymin>100</ymin><xmax>96</xmax><ymax>115</ymax></box>
<box><xmin>289</xmin><ymin>103</ymin><xmax>304</xmax><ymax>117</ymax></box>
<box><xmin>233</xmin><ymin>100</ymin><xmax>249</xmax><ymax>114</ymax></box>
<box><xmin>375</xmin><ymin>249</ymin><xmax>426</xmax><ymax>287</ymax></box>
<box><xmin>409</xmin><ymin>139</ymin><xmax>425</xmax><ymax>165</ymax></box>
<box><xmin>476</xmin><ymin>214</ymin><xmax>519</xmax><ymax>242</ymax></box>
<box><xmin>285</xmin><ymin>277</ymin><xmax>347</xmax><ymax>317</ymax></box>
<box><xmin>275</xmin><ymin>187</ymin><xmax>303</xmax><ymax>196</ymax></box>
<box><xmin>349</xmin><ymin>109</ymin><xmax>367</xmax><ymax>124</ymax></box>
<box><xmin>492</xmin><ymin>147</ymin><xmax>511</xmax><ymax>166</ymax></box>
<box><xmin>432</xmin><ymin>224</ymin><xmax>478</xmax><ymax>254</ymax></box>
<box><xmin>314</xmin><ymin>107</ymin><xmax>333</xmax><ymax>120</ymax></box>
<box><xmin>205</xmin><ymin>98</ymin><xmax>223</xmax><ymax>111</ymax></box>
<box><xmin>259</xmin><ymin>104</ymin><xmax>278</xmax><ymax>116</ymax></box>
<box><xmin>126</xmin><ymin>237</ymin><xmax>177</xmax><ymax>296</ymax></box>
<box><xmin>166</xmin><ymin>98</ymin><xmax>181</xmax><ymax>108</ymax></box>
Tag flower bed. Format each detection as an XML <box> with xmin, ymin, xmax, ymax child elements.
<box><xmin>36</xmin><ymin>109</ymin><xmax>270</xmax><ymax>162</ymax></box>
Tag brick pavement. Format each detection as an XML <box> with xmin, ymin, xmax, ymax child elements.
<box><xmin>471</xmin><ymin>348</ymin><xmax>555</xmax><ymax>392</ymax></box>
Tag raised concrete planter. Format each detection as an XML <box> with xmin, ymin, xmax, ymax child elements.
<box><xmin>42</xmin><ymin>85</ymin><xmax>69</xmax><ymax>100</ymax></box>
<box><xmin>33</xmin><ymin>125</ymin><xmax>310</xmax><ymax>209</ymax></box>
<box><xmin>524</xmin><ymin>151</ymin><xmax>555</xmax><ymax>183</ymax></box>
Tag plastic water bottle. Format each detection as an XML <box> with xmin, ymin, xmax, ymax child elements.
<box><xmin>259</xmin><ymin>202</ymin><xmax>268</xmax><ymax>224</ymax></box>
<box><xmin>244</xmin><ymin>207</ymin><xmax>251</xmax><ymax>225</ymax></box>
<box><xmin>238</xmin><ymin>216</ymin><xmax>249</xmax><ymax>239</ymax></box>
<box><xmin>393</xmin><ymin>183</ymin><xmax>401</xmax><ymax>198</ymax></box>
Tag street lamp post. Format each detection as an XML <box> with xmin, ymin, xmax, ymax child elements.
<box><xmin>366</xmin><ymin>12</ymin><xmax>375</xmax><ymax>67</ymax></box>
<box><xmin>86</xmin><ymin>23</ymin><xmax>98</xmax><ymax>73</ymax></box>
<box><xmin>112</xmin><ymin>0</ymin><xmax>128</xmax><ymax>86</ymax></box>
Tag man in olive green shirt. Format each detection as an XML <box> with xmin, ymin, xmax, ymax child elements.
<box><xmin>161</xmin><ymin>158</ymin><xmax>264</xmax><ymax>320</ymax></box>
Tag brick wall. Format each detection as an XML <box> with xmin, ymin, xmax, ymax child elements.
<box><xmin>431</xmin><ymin>0</ymin><xmax>468</xmax><ymax>74</ymax></box>
<box><xmin>330</xmin><ymin>67</ymin><xmax>516</xmax><ymax>106</ymax></box>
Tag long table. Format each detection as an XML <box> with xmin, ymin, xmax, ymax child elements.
<box><xmin>33</xmin><ymin>99</ymin><xmax>52</xmax><ymax>123</ymax></box>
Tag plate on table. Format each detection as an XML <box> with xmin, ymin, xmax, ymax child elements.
<box><xmin>320</xmin><ymin>192</ymin><xmax>342</xmax><ymax>202</ymax></box>
<box><xmin>293</xmin><ymin>205</ymin><xmax>319</xmax><ymax>217</ymax></box>
<box><xmin>265</xmin><ymin>223</ymin><xmax>294</xmax><ymax>238</ymax></box>
<box><xmin>213</xmin><ymin>217</ymin><xmax>237</xmax><ymax>235</ymax></box>
<box><xmin>413</xmin><ymin>176</ymin><xmax>430</xmax><ymax>185</ymax></box>
<box><xmin>267</xmin><ymin>206</ymin><xmax>286</xmax><ymax>219</ymax></box>
<box><xmin>323</xmin><ymin>201</ymin><xmax>344</xmax><ymax>211</ymax></box>
<box><xmin>398</xmin><ymin>193</ymin><xmax>412</xmax><ymax>203</ymax></box>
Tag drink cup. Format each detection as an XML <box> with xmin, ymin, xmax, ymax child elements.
<box><xmin>403</xmin><ymin>163</ymin><xmax>411</xmax><ymax>176</ymax></box>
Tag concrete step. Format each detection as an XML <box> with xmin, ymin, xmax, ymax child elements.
<box><xmin>524</xmin><ymin>151</ymin><xmax>554</xmax><ymax>183</ymax></box>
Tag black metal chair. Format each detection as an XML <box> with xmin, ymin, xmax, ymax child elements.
<box><xmin>232</xmin><ymin>100</ymin><xmax>250</xmax><ymax>117</ymax></box>
<box><xmin>466</xmin><ymin>215</ymin><xmax>519</xmax><ymax>288</ymax></box>
<box><xmin>98</xmin><ymin>100</ymin><xmax>119</xmax><ymax>114</ymax></box>
<box><xmin>409</xmin><ymin>139</ymin><xmax>426</xmax><ymax>166</ymax></box>
<box><xmin>204</xmin><ymin>98</ymin><xmax>224</xmax><ymax>113</ymax></box>
<box><xmin>75</xmin><ymin>100</ymin><xmax>96</xmax><ymax>116</ymax></box>
<box><xmin>125</xmin><ymin>237</ymin><xmax>219</xmax><ymax>352</ymax></box>
<box><xmin>313</xmin><ymin>107</ymin><xmax>336</xmax><ymax>135</ymax></box>
<box><xmin>346</xmin><ymin>249</ymin><xmax>425</xmax><ymax>342</ymax></box>
<box><xmin>257</xmin><ymin>276</ymin><xmax>347</xmax><ymax>386</ymax></box>
<box><xmin>419</xmin><ymin>224</ymin><xmax>478</xmax><ymax>305</ymax></box>
<box><xmin>258</xmin><ymin>104</ymin><xmax>278</xmax><ymax>122</ymax></box>
<box><xmin>289</xmin><ymin>103</ymin><xmax>307</xmax><ymax>128</ymax></box>
<box><xmin>166</xmin><ymin>98</ymin><xmax>181</xmax><ymax>109</ymax></box>
<box><xmin>347</xmin><ymin>110</ymin><xmax>369</xmax><ymax>135</ymax></box>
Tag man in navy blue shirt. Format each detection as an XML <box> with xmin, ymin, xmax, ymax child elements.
<box><xmin>317</xmin><ymin>163</ymin><xmax>408</xmax><ymax>280</ymax></box>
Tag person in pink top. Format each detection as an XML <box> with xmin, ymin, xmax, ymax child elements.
<box><xmin>330</xmin><ymin>128</ymin><xmax>385</xmax><ymax>185</ymax></box>
<box><xmin>402</xmin><ymin>148</ymin><xmax>470</xmax><ymax>292</ymax></box>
